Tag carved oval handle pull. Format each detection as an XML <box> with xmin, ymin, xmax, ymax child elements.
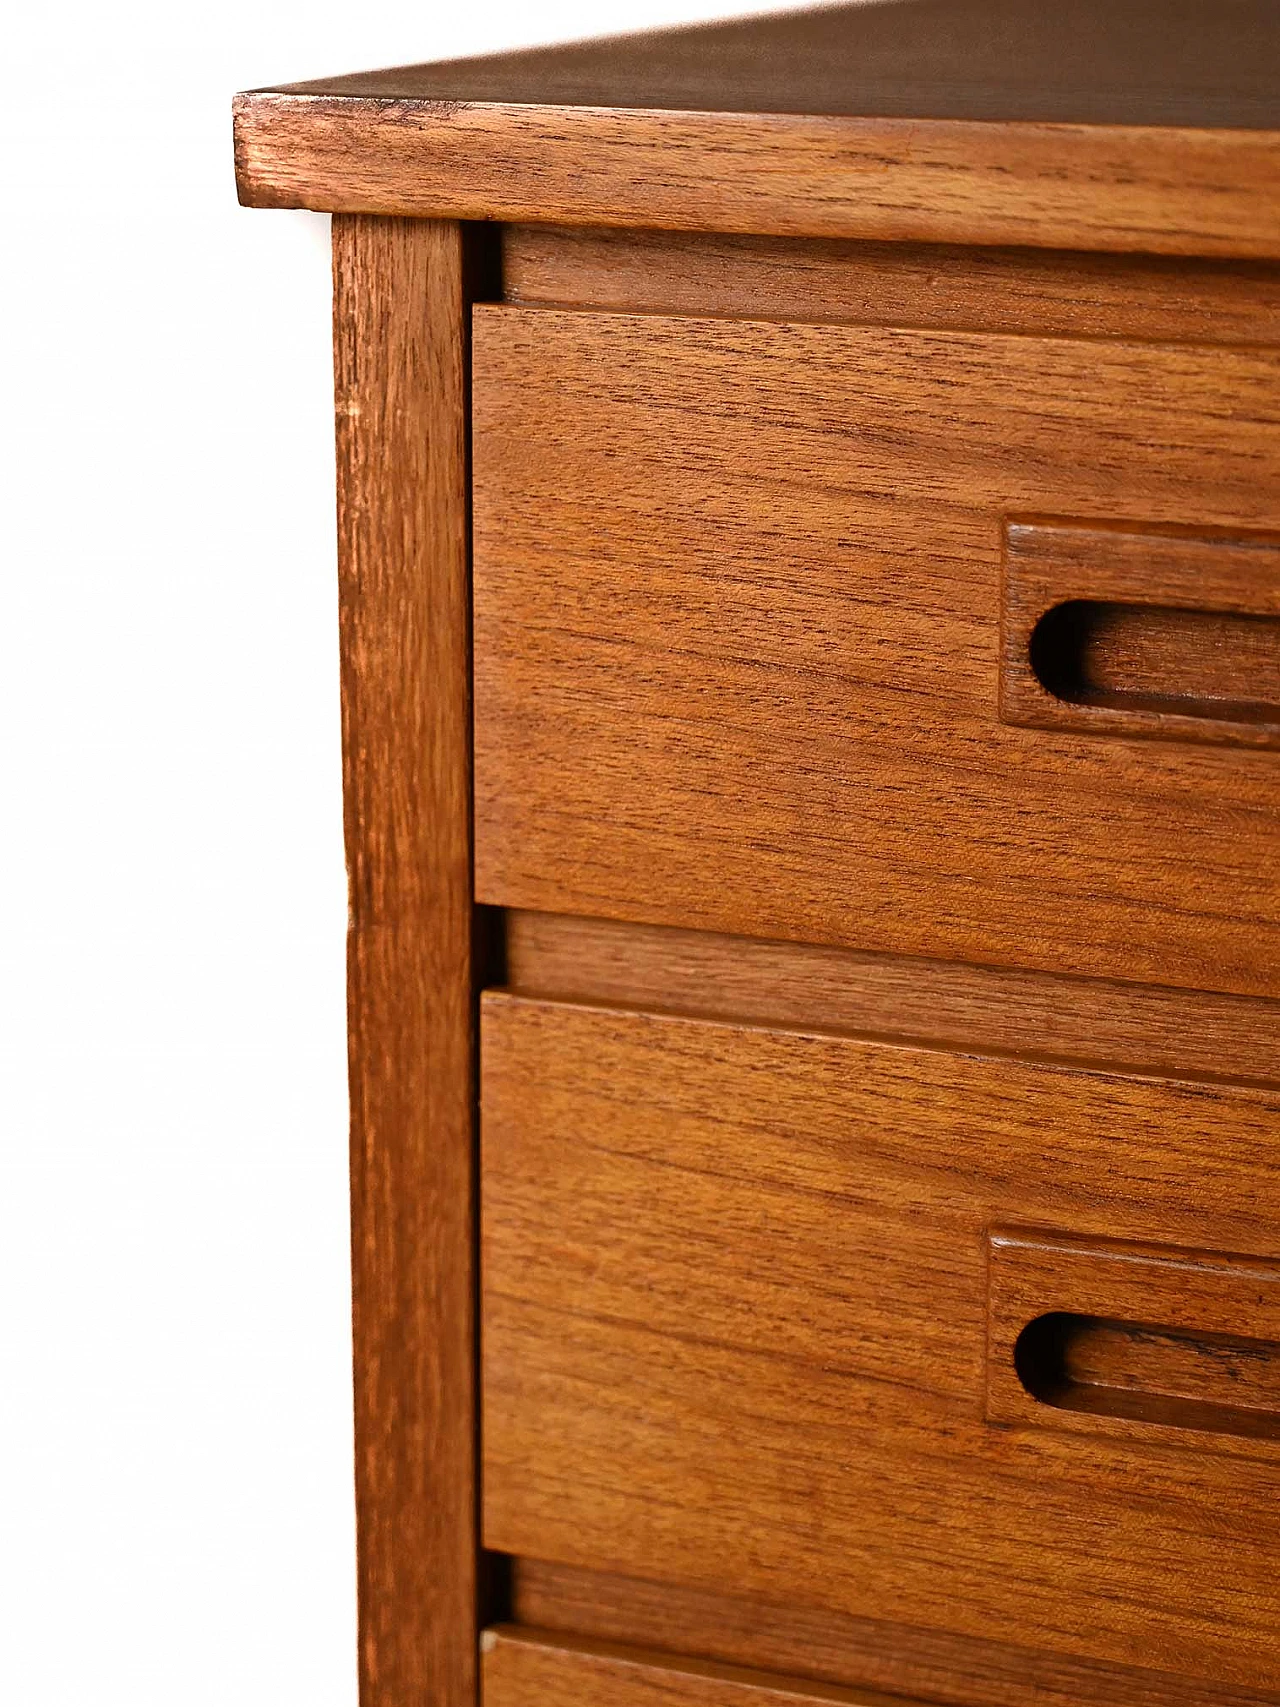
<box><xmin>1001</xmin><ymin>520</ymin><xmax>1280</xmax><ymax>749</ymax></box>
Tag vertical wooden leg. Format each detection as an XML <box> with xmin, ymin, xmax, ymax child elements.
<box><xmin>333</xmin><ymin>214</ymin><xmax>476</xmax><ymax>1707</ymax></box>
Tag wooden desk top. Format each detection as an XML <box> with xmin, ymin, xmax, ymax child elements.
<box><xmin>234</xmin><ymin>1</ymin><xmax>1280</xmax><ymax>256</ymax></box>
<box><xmin>263</xmin><ymin>0</ymin><xmax>1280</xmax><ymax>126</ymax></box>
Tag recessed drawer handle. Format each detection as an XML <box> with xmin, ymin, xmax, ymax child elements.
<box><xmin>1029</xmin><ymin>599</ymin><xmax>1280</xmax><ymax>727</ymax></box>
<box><xmin>986</xmin><ymin>1227</ymin><xmax>1280</xmax><ymax>1449</ymax></box>
<box><xmin>1013</xmin><ymin>1310</ymin><xmax>1280</xmax><ymax>1442</ymax></box>
<box><xmin>1001</xmin><ymin>521</ymin><xmax>1280</xmax><ymax>749</ymax></box>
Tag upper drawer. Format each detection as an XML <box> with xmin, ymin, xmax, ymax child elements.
<box><xmin>472</xmin><ymin>307</ymin><xmax>1280</xmax><ymax>998</ymax></box>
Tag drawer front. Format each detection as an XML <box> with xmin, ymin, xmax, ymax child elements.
<box><xmin>472</xmin><ymin>307</ymin><xmax>1280</xmax><ymax>997</ymax></box>
<box><xmin>482</xmin><ymin>1629</ymin><xmax>931</xmax><ymax>1707</ymax></box>
<box><xmin>480</xmin><ymin>993</ymin><xmax>1280</xmax><ymax>1692</ymax></box>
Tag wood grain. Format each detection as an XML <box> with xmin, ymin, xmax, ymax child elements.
<box><xmin>233</xmin><ymin>95</ymin><xmax>1280</xmax><ymax>260</ymax></box>
<box><xmin>503</xmin><ymin>226</ymin><xmax>1280</xmax><ymax>347</ymax></box>
<box><xmin>481</xmin><ymin>1627</ymin><xmax>932</xmax><ymax>1707</ymax></box>
<box><xmin>510</xmin><ymin>1558</ymin><xmax>1280</xmax><ymax>1707</ymax></box>
<box><xmin>481</xmin><ymin>993</ymin><xmax>1280</xmax><ymax>1690</ymax></box>
<box><xmin>264</xmin><ymin>2</ymin><xmax>1280</xmax><ymax>127</ymax></box>
<box><xmin>472</xmin><ymin>307</ymin><xmax>1280</xmax><ymax>998</ymax></box>
<box><xmin>503</xmin><ymin>909</ymin><xmax>1280</xmax><ymax>1089</ymax></box>
<box><xmin>1002</xmin><ymin>521</ymin><xmax>1280</xmax><ymax>748</ymax></box>
<box><xmin>336</xmin><ymin>215</ymin><xmax>476</xmax><ymax>1707</ymax></box>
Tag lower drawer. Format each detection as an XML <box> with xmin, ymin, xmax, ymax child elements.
<box><xmin>483</xmin><ymin>1629</ymin><xmax>933</xmax><ymax>1707</ymax></box>
<box><xmin>480</xmin><ymin>992</ymin><xmax>1280</xmax><ymax>1694</ymax></box>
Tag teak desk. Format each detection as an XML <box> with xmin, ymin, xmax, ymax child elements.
<box><xmin>234</xmin><ymin>5</ymin><xmax>1280</xmax><ymax>1704</ymax></box>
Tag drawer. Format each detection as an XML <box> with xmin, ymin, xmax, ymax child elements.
<box><xmin>482</xmin><ymin>1628</ymin><xmax>936</xmax><ymax>1707</ymax></box>
<box><xmin>480</xmin><ymin>992</ymin><xmax>1280</xmax><ymax>1693</ymax></box>
<box><xmin>472</xmin><ymin>307</ymin><xmax>1280</xmax><ymax>998</ymax></box>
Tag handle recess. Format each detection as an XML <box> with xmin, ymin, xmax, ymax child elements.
<box><xmin>1013</xmin><ymin>1310</ymin><xmax>1280</xmax><ymax>1441</ymax></box>
<box><xmin>986</xmin><ymin>1227</ymin><xmax>1280</xmax><ymax>1449</ymax></box>
<box><xmin>1002</xmin><ymin>521</ymin><xmax>1280</xmax><ymax>749</ymax></box>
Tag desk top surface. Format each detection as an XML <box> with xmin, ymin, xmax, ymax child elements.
<box><xmin>234</xmin><ymin>2</ymin><xmax>1280</xmax><ymax>257</ymax></box>
<box><xmin>272</xmin><ymin>1</ymin><xmax>1280</xmax><ymax>128</ymax></box>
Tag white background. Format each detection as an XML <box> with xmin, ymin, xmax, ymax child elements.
<box><xmin>0</xmin><ymin>3</ymin><xmax>797</xmax><ymax>1703</ymax></box>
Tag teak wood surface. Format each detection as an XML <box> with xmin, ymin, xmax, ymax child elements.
<box><xmin>502</xmin><ymin>226</ymin><xmax>1280</xmax><ymax>346</ymax></box>
<box><xmin>502</xmin><ymin>909</ymin><xmax>1280</xmax><ymax>1088</ymax></box>
<box><xmin>473</xmin><ymin>306</ymin><xmax>1280</xmax><ymax>998</ymax></box>
<box><xmin>232</xmin><ymin>3</ymin><xmax>1280</xmax><ymax>256</ymax></box>
<box><xmin>510</xmin><ymin>1558</ymin><xmax>1279</xmax><ymax>1707</ymax></box>
<box><xmin>481</xmin><ymin>993</ymin><xmax>1280</xmax><ymax>1690</ymax></box>
<box><xmin>335</xmin><ymin>215</ymin><xmax>476</xmax><ymax>1707</ymax></box>
<box><xmin>267</xmin><ymin>0</ymin><xmax>1280</xmax><ymax>123</ymax></box>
